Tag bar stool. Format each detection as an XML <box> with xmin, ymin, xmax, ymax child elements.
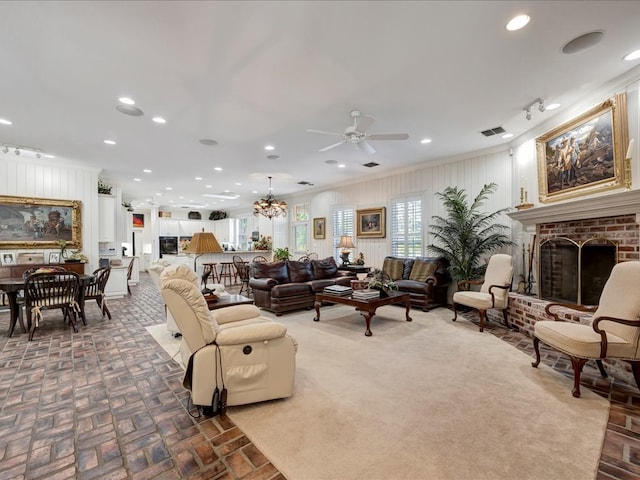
<box><xmin>218</xmin><ymin>262</ymin><xmax>236</xmax><ymax>286</ymax></box>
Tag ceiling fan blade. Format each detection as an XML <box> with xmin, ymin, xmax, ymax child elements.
<box><xmin>360</xmin><ymin>140</ymin><xmax>376</xmax><ymax>155</ymax></box>
<box><xmin>306</xmin><ymin>128</ymin><xmax>345</xmax><ymax>137</ymax></box>
<box><xmin>319</xmin><ymin>140</ymin><xmax>347</xmax><ymax>152</ymax></box>
<box><xmin>354</xmin><ymin>114</ymin><xmax>375</xmax><ymax>134</ymax></box>
<box><xmin>368</xmin><ymin>133</ymin><xmax>409</xmax><ymax>141</ymax></box>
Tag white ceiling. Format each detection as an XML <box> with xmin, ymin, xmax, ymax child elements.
<box><xmin>1</xmin><ymin>1</ymin><xmax>639</xmax><ymax>211</ymax></box>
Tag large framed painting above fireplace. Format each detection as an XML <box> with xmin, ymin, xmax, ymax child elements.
<box><xmin>536</xmin><ymin>92</ymin><xmax>628</xmax><ymax>204</ymax></box>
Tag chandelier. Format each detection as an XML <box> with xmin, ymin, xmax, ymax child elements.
<box><xmin>253</xmin><ymin>176</ymin><xmax>287</xmax><ymax>219</ymax></box>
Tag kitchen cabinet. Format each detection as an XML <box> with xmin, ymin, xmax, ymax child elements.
<box><xmin>98</xmin><ymin>195</ymin><xmax>116</xmax><ymax>242</ymax></box>
<box><xmin>104</xmin><ymin>265</ymin><xmax>128</xmax><ymax>298</ymax></box>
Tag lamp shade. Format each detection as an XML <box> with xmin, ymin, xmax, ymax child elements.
<box><xmin>338</xmin><ymin>235</ymin><xmax>355</xmax><ymax>249</ymax></box>
<box><xmin>184</xmin><ymin>230</ymin><xmax>223</xmax><ymax>254</ymax></box>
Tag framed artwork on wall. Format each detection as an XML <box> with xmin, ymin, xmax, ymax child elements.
<box><xmin>1</xmin><ymin>252</ymin><xmax>15</xmax><ymax>265</ymax></box>
<box><xmin>0</xmin><ymin>195</ymin><xmax>82</xmax><ymax>250</ymax></box>
<box><xmin>313</xmin><ymin>217</ymin><xmax>326</xmax><ymax>239</ymax></box>
<box><xmin>356</xmin><ymin>207</ymin><xmax>386</xmax><ymax>238</ymax></box>
<box><xmin>132</xmin><ymin>213</ymin><xmax>144</xmax><ymax>228</ymax></box>
<box><xmin>49</xmin><ymin>252</ymin><xmax>61</xmax><ymax>264</ymax></box>
<box><xmin>536</xmin><ymin>93</ymin><xmax>628</xmax><ymax>203</ymax></box>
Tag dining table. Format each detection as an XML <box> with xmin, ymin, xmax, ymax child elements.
<box><xmin>0</xmin><ymin>273</ymin><xmax>95</xmax><ymax>337</ymax></box>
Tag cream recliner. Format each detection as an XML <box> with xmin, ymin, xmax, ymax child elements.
<box><xmin>160</xmin><ymin>264</ymin><xmax>297</xmax><ymax>408</ymax></box>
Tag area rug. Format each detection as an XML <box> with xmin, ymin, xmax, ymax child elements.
<box><xmin>147</xmin><ymin>305</ymin><xmax>609</xmax><ymax>480</ymax></box>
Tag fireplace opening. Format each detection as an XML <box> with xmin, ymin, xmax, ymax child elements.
<box><xmin>539</xmin><ymin>237</ymin><xmax>617</xmax><ymax>305</ymax></box>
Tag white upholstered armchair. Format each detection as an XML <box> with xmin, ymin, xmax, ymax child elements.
<box><xmin>452</xmin><ymin>254</ymin><xmax>513</xmax><ymax>332</ymax></box>
<box><xmin>160</xmin><ymin>264</ymin><xmax>297</xmax><ymax>409</ymax></box>
<box><xmin>532</xmin><ymin>261</ymin><xmax>640</xmax><ymax>398</ymax></box>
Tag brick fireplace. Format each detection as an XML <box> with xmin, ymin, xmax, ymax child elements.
<box><xmin>496</xmin><ymin>189</ymin><xmax>640</xmax><ymax>384</ymax></box>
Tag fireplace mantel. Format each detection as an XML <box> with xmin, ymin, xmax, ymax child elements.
<box><xmin>507</xmin><ymin>189</ymin><xmax>640</xmax><ymax>228</ymax></box>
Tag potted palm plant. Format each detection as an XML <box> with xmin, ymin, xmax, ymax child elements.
<box><xmin>428</xmin><ymin>183</ymin><xmax>514</xmax><ymax>283</ymax></box>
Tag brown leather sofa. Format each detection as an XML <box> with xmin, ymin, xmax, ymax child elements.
<box><xmin>381</xmin><ymin>256</ymin><xmax>451</xmax><ymax>311</ymax></box>
<box><xmin>249</xmin><ymin>257</ymin><xmax>356</xmax><ymax>315</ymax></box>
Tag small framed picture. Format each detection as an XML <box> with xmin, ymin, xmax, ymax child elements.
<box><xmin>313</xmin><ymin>217</ymin><xmax>326</xmax><ymax>239</ymax></box>
<box><xmin>1</xmin><ymin>252</ymin><xmax>16</xmax><ymax>265</ymax></box>
<box><xmin>49</xmin><ymin>252</ymin><xmax>61</xmax><ymax>264</ymax></box>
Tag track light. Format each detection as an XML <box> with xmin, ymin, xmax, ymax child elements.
<box><xmin>523</xmin><ymin>97</ymin><xmax>546</xmax><ymax>120</ymax></box>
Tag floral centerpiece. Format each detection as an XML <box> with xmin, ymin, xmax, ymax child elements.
<box><xmin>355</xmin><ymin>252</ymin><xmax>365</xmax><ymax>265</ymax></box>
<box><xmin>254</xmin><ymin>235</ymin><xmax>272</xmax><ymax>251</ymax></box>
<box><xmin>367</xmin><ymin>268</ymin><xmax>398</xmax><ymax>292</ymax></box>
<box><xmin>180</xmin><ymin>238</ymin><xmax>191</xmax><ymax>251</ymax></box>
<box><xmin>58</xmin><ymin>239</ymin><xmax>88</xmax><ymax>263</ymax></box>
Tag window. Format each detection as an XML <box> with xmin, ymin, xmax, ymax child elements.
<box><xmin>293</xmin><ymin>224</ymin><xmax>308</xmax><ymax>253</ymax></box>
<box><xmin>295</xmin><ymin>204</ymin><xmax>309</xmax><ymax>221</ymax></box>
<box><xmin>391</xmin><ymin>196</ymin><xmax>423</xmax><ymax>257</ymax></box>
<box><xmin>332</xmin><ymin>208</ymin><xmax>354</xmax><ymax>260</ymax></box>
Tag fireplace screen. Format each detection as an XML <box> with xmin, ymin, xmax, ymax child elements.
<box><xmin>539</xmin><ymin>237</ymin><xmax>617</xmax><ymax>305</ymax></box>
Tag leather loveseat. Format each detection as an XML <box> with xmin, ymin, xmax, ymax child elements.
<box><xmin>249</xmin><ymin>257</ymin><xmax>356</xmax><ymax>315</ymax></box>
<box><xmin>382</xmin><ymin>256</ymin><xmax>451</xmax><ymax>311</ymax></box>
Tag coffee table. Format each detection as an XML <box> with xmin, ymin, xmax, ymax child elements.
<box><xmin>313</xmin><ymin>291</ymin><xmax>412</xmax><ymax>336</ymax></box>
<box><xmin>206</xmin><ymin>294</ymin><xmax>253</xmax><ymax>310</ymax></box>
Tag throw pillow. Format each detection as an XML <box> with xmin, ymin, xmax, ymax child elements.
<box><xmin>312</xmin><ymin>257</ymin><xmax>338</xmax><ymax>279</ymax></box>
<box><xmin>382</xmin><ymin>257</ymin><xmax>405</xmax><ymax>281</ymax></box>
<box><xmin>288</xmin><ymin>260</ymin><xmax>314</xmax><ymax>283</ymax></box>
<box><xmin>409</xmin><ymin>259</ymin><xmax>438</xmax><ymax>282</ymax></box>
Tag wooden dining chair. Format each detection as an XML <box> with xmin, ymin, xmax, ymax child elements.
<box><xmin>24</xmin><ymin>271</ymin><xmax>80</xmax><ymax>341</ymax></box>
<box><xmin>84</xmin><ymin>266</ymin><xmax>112</xmax><ymax>320</ymax></box>
<box><xmin>233</xmin><ymin>255</ymin><xmax>250</xmax><ymax>296</ymax></box>
<box><xmin>126</xmin><ymin>258</ymin><xmax>135</xmax><ymax>295</ymax></box>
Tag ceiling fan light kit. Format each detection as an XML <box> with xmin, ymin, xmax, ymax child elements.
<box><xmin>307</xmin><ymin>110</ymin><xmax>409</xmax><ymax>154</ymax></box>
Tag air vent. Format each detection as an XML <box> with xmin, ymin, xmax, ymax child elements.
<box><xmin>362</xmin><ymin>162</ymin><xmax>380</xmax><ymax>168</ymax></box>
<box><xmin>298</xmin><ymin>181</ymin><xmax>314</xmax><ymax>186</ymax></box>
<box><xmin>480</xmin><ymin>126</ymin><xmax>506</xmax><ymax>137</ymax></box>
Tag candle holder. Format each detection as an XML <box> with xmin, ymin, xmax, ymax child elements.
<box><xmin>516</xmin><ymin>187</ymin><xmax>534</xmax><ymax>210</ymax></box>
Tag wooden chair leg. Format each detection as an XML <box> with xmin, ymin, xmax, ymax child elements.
<box><xmin>630</xmin><ymin>361</ymin><xmax>640</xmax><ymax>392</ymax></box>
<box><xmin>570</xmin><ymin>357</ymin><xmax>588</xmax><ymax>398</ymax></box>
<box><xmin>478</xmin><ymin>310</ymin><xmax>486</xmax><ymax>332</ymax></box>
<box><xmin>501</xmin><ymin>308</ymin><xmax>510</xmax><ymax>329</ymax></box>
<box><xmin>531</xmin><ymin>337</ymin><xmax>541</xmax><ymax>368</ymax></box>
<box><xmin>596</xmin><ymin>359</ymin><xmax>608</xmax><ymax>379</ymax></box>
<box><xmin>452</xmin><ymin>303</ymin><xmax>458</xmax><ymax>322</ymax></box>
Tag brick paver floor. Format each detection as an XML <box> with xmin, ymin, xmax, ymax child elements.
<box><xmin>1</xmin><ymin>274</ymin><xmax>639</xmax><ymax>479</ymax></box>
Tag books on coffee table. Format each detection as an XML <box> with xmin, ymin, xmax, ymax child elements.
<box><xmin>352</xmin><ymin>289</ymin><xmax>380</xmax><ymax>300</ymax></box>
<box><xmin>323</xmin><ymin>285</ymin><xmax>353</xmax><ymax>296</ymax></box>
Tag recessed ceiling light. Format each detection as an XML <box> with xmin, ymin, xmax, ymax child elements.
<box><xmin>165</xmin><ymin>187</ymin><xmax>172</xmax><ymax>190</ymax></box>
<box><xmin>199</xmin><ymin>139</ymin><xmax>218</xmax><ymax>146</ymax></box>
<box><xmin>562</xmin><ymin>31</ymin><xmax>604</xmax><ymax>54</ymax></box>
<box><xmin>421</xmin><ymin>138</ymin><xmax>432</xmax><ymax>144</ymax></box>
<box><xmin>506</xmin><ymin>14</ymin><xmax>530</xmax><ymax>31</ymax></box>
<box><xmin>235</xmin><ymin>182</ymin><xmax>242</xmax><ymax>186</ymax></box>
<box><xmin>115</xmin><ymin>104</ymin><xmax>144</xmax><ymax>116</ymax></box>
<box><xmin>546</xmin><ymin>103</ymin><xmax>561</xmax><ymax>110</ymax></box>
<box><xmin>265</xmin><ymin>145</ymin><xmax>275</xmax><ymax>151</ymax></box>
<box><xmin>118</xmin><ymin>97</ymin><xmax>135</xmax><ymax>105</ymax></box>
<box><xmin>214</xmin><ymin>167</ymin><xmax>223</xmax><ymax>171</ymax></box>
<box><xmin>252</xmin><ymin>190</ymin><xmax>258</xmax><ymax>194</ymax></box>
<box><xmin>206</xmin><ymin>185</ymin><xmax>212</xmax><ymax>188</ymax></box>
<box><xmin>143</xmin><ymin>169</ymin><xmax>152</xmax><ymax>173</ymax></box>
<box><xmin>44</xmin><ymin>154</ymin><xmax>55</xmax><ymax>159</ymax></box>
<box><xmin>0</xmin><ymin>118</ymin><xmax>12</xmax><ymax>125</ymax></box>
<box><xmin>195</xmin><ymin>177</ymin><xmax>203</xmax><ymax>180</ymax></box>
<box><xmin>325</xmin><ymin>159</ymin><xmax>338</xmax><ymax>165</ymax></box>
<box><xmin>133</xmin><ymin>178</ymin><xmax>141</xmax><ymax>182</ymax></box>
<box><xmin>623</xmin><ymin>49</ymin><xmax>640</xmax><ymax>61</ymax></box>
<box><xmin>152</xmin><ymin>116</ymin><xmax>166</xmax><ymax>124</ymax></box>
<box><xmin>104</xmin><ymin>139</ymin><xmax>116</xmax><ymax>145</ymax></box>
<box><xmin>338</xmin><ymin>164</ymin><xmax>346</xmax><ymax>168</ymax></box>
<box><xmin>502</xmin><ymin>133</ymin><xmax>514</xmax><ymax>139</ymax></box>
<box><xmin>267</xmin><ymin>154</ymin><xmax>280</xmax><ymax>160</ymax></box>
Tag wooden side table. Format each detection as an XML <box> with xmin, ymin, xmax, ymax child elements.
<box><xmin>338</xmin><ymin>265</ymin><xmax>371</xmax><ymax>275</ymax></box>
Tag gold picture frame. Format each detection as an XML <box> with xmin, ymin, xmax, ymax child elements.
<box><xmin>356</xmin><ymin>207</ymin><xmax>386</xmax><ymax>238</ymax></box>
<box><xmin>536</xmin><ymin>93</ymin><xmax>628</xmax><ymax>203</ymax></box>
<box><xmin>0</xmin><ymin>195</ymin><xmax>82</xmax><ymax>249</ymax></box>
<box><xmin>313</xmin><ymin>217</ymin><xmax>326</xmax><ymax>239</ymax></box>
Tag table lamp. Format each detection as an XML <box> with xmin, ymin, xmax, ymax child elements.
<box><xmin>185</xmin><ymin>229</ymin><xmax>223</xmax><ymax>294</ymax></box>
<box><xmin>338</xmin><ymin>235</ymin><xmax>355</xmax><ymax>266</ymax></box>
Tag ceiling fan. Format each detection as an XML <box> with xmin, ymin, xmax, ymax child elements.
<box><xmin>306</xmin><ymin>110</ymin><xmax>409</xmax><ymax>154</ymax></box>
